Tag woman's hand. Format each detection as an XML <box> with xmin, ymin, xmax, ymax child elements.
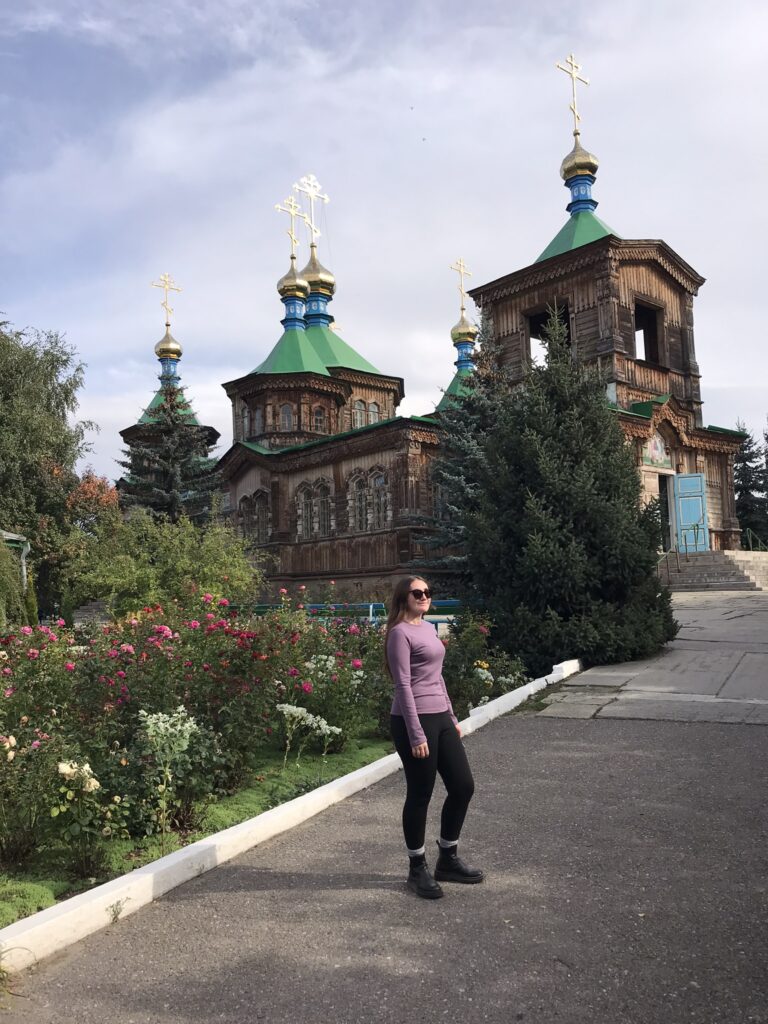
<box><xmin>455</xmin><ymin>724</ymin><xmax>462</xmax><ymax>738</ymax></box>
<box><xmin>411</xmin><ymin>742</ymin><xmax>429</xmax><ymax>759</ymax></box>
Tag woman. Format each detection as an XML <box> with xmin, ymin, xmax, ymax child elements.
<box><xmin>385</xmin><ymin>576</ymin><xmax>484</xmax><ymax>899</ymax></box>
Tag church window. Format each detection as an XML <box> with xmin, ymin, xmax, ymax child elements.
<box><xmin>253</xmin><ymin>407</ymin><xmax>264</xmax><ymax>434</ymax></box>
<box><xmin>352</xmin><ymin>400</ymin><xmax>366</xmax><ymax>429</ymax></box>
<box><xmin>298</xmin><ymin>486</ymin><xmax>313</xmax><ymax>538</ymax></box>
<box><xmin>238</xmin><ymin>495</ymin><xmax>253</xmax><ymax>536</ymax></box>
<box><xmin>254</xmin><ymin>493</ymin><xmax>269</xmax><ymax>544</ymax></box>
<box><xmin>371</xmin><ymin>473</ymin><xmax>388</xmax><ymax>530</ymax></box>
<box><xmin>317</xmin><ymin>483</ymin><xmax>331</xmax><ymax>537</ymax></box>
<box><xmin>241</xmin><ymin>405</ymin><xmax>250</xmax><ymax>439</ymax></box>
<box><xmin>352</xmin><ymin>477</ymin><xmax>368</xmax><ymax>531</ymax></box>
<box><xmin>313</xmin><ymin>406</ymin><xmax>327</xmax><ymax>433</ymax></box>
<box><xmin>634</xmin><ymin>302</ymin><xmax>661</xmax><ymax>364</ymax></box>
<box><xmin>280</xmin><ymin>404</ymin><xmax>294</xmax><ymax>431</ymax></box>
<box><xmin>368</xmin><ymin>402</ymin><xmax>380</xmax><ymax>424</ymax></box>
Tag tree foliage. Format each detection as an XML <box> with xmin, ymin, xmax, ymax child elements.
<box><xmin>0</xmin><ymin>543</ymin><xmax>26</xmax><ymax>631</ymax></box>
<box><xmin>734</xmin><ymin>422</ymin><xmax>768</xmax><ymax>547</ymax></box>
<box><xmin>0</xmin><ymin>323</ymin><xmax>94</xmax><ymax>611</ymax></box>
<box><xmin>117</xmin><ymin>386</ymin><xmax>220</xmax><ymax>523</ymax></box>
<box><xmin>67</xmin><ymin>507</ymin><xmax>264</xmax><ymax>618</ymax></box>
<box><xmin>433</xmin><ymin>305</ymin><xmax>676</xmax><ymax>676</ymax></box>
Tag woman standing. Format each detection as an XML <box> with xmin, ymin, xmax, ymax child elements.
<box><xmin>385</xmin><ymin>576</ymin><xmax>484</xmax><ymax>899</ymax></box>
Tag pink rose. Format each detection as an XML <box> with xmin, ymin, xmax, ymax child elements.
<box><xmin>116</xmin><ymin>671</ymin><xmax>126</xmax><ymax>679</ymax></box>
<box><xmin>27</xmin><ymin>649</ymin><xmax>39</xmax><ymax>660</ymax></box>
<box><xmin>218</xmin><ymin>598</ymin><xmax>229</xmax><ymax>607</ymax></box>
<box><xmin>188</xmin><ymin>620</ymin><xmax>200</xmax><ymax>629</ymax></box>
<box><xmin>206</xmin><ymin>613</ymin><xmax>215</xmax><ymax>620</ymax></box>
<box><xmin>56</xmin><ymin>618</ymin><xmax>66</xmax><ymax>627</ymax></box>
<box><xmin>347</xmin><ymin>624</ymin><xmax>360</xmax><ymax>635</ymax></box>
<box><xmin>302</xmin><ymin>681</ymin><xmax>313</xmax><ymax>693</ymax></box>
<box><xmin>129</xmin><ymin>618</ymin><xmax>139</xmax><ymax>627</ymax></box>
<box><xmin>120</xmin><ymin>643</ymin><xmax>135</xmax><ymax>654</ymax></box>
<box><xmin>3</xmin><ymin>687</ymin><xmax>13</xmax><ymax>697</ymax></box>
<box><xmin>65</xmin><ymin>662</ymin><xmax>76</xmax><ymax>672</ymax></box>
<box><xmin>288</xmin><ymin>667</ymin><xmax>299</xmax><ymax>677</ymax></box>
<box><xmin>351</xmin><ymin>658</ymin><xmax>363</xmax><ymax>669</ymax></box>
<box><xmin>2</xmin><ymin>668</ymin><xmax>12</xmax><ymax>676</ymax></box>
<box><xmin>298</xmin><ymin>585</ymin><xmax>306</xmax><ymax>592</ymax></box>
<box><xmin>331</xmin><ymin>674</ymin><xmax>338</xmax><ymax>683</ymax></box>
<box><xmin>20</xmin><ymin>626</ymin><xmax>33</xmax><ymax>636</ymax></box>
<box><xmin>202</xmin><ymin>593</ymin><xmax>213</xmax><ymax>603</ymax></box>
<box><xmin>31</xmin><ymin>740</ymin><xmax>40</xmax><ymax>749</ymax></box>
<box><xmin>279</xmin><ymin>588</ymin><xmax>288</xmax><ymax>595</ymax></box>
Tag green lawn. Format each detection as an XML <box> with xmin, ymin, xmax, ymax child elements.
<box><xmin>0</xmin><ymin>735</ymin><xmax>394</xmax><ymax>929</ymax></box>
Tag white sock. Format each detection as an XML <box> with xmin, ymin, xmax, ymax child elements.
<box><xmin>438</xmin><ymin>837</ymin><xmax>459</xmax><ymax>849</ymax></box>
<box><xmin>407</xmin><ymin>845</ymin><xmax>425</xmax><ymax>857</ymax></box>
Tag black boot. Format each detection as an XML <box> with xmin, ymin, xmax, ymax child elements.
<box><xmin>434</xmin><ymin>841</ymin><xmax>485</xmax><ymax>884</ymax></box>
<box><xmin>407</xmin><ymin>854</ymin><xmax>444</xmax><ymax>899</ymax></box>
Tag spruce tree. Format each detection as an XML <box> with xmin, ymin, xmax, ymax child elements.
<box><xmin>435</xmin><ymin>305</ymin><xmax>676</xmax><ymax>676</ymax></box>
<box><xmin>118</xmin><ymin>386</ymin><xmax>220</xmax><ymax>523</ymax></box>
<box><xmin>734</xmin><ymin>422</ymin><xmax>768</xmax><ymax>547</ymax></box>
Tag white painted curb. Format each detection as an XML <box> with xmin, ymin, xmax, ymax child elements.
<box><xmin>0</xmin><ymin>658</ymin><xmax>580</xmax><ymax>974</ymax></box>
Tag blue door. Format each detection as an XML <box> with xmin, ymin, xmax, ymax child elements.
<box><xmin>674</xmin><ymin>473</ymin><xmax>709</xmax><ymax>552</ymax></box>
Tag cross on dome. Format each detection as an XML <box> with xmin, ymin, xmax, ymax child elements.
<box><xmin>556</xmin><ymin>53</ymin><xmax>590</xmax><ymax>135</ymax></box>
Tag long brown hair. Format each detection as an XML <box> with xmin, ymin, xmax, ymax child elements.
<box><xmin>383</xmin><ymin>576</ymin><xmax>429</xmax><ymax>678</ymax></box>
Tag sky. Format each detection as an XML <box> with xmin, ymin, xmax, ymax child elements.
<box><xmin>0</xmin><ymin>0</ymin><xmax>766</xmax><ymax>479</ymax></box>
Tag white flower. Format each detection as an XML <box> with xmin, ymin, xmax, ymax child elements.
<box><xmin>6</xmin><ymin>750</ymin><xmax>15</xmax><ymax>762</ymax></box>
<box><xmin>58</xmin><ymin>760</ymin><xmax>78</xmax><ymax>778</ymax></box>
<box><xmin>83</xmin><ymin>776</ymin><xmax>101</xmax><ymax>793</ymax></box>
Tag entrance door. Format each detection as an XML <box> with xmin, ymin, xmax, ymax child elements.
<box><xmin>658</xmin><ymin>474</ymin><xmax>674</xmax><ymax>550</ymax></box>
<box><xmin>674</xmin><ymin>473</ymin><xmax>709</xmax><ymax>552</ymax></box>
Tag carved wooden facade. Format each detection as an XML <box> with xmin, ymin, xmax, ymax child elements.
<box><xmin>470</xmin><ymin>234</ymin><xmax>743</xmax><ymax>550</ymax></box>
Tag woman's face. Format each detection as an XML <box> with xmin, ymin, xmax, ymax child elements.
<box><xmin>405</xmin><ymin>579</ymin><xmax>431</xmax><ymax>617</ymax></box>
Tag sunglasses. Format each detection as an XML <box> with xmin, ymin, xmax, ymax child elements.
<box><xmin>409</xmin><ymin>588</ymin><xmax>432</xmax><ymax>600</ymax></box>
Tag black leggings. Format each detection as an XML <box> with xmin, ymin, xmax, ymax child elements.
<box><xmin>390</xmin><ymin>711</ymin><xmax>475</xmax><ymax>851</ymax></box>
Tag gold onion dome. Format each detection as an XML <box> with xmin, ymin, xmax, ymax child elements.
<box><xmin>560</xmin><ymin>132</ymin><xmax>599</xmax><ymax>181</ymax></box>
<box><xmin>300</xmin><ymin>243</ymin><xmax>336</xmax><ymax>296</ymax></box>
<box><xmin>277</xmin><ymin>255</ymin><xmax>310</xmax><ymax>299</ymax></box>
<box><xmin>154</xmin><ymin>325</ymin><xmax>183</xmax><ymax>360</ymax></box>
<box><xmin>450</xmin><ymin>310</ymin><xmax>479</xmax><ymax>344</ymax></box>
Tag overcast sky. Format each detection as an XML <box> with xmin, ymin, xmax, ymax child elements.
<box><xmin>1</xmin><ymin>0</ymin><xmax>765</xmax><ymax>479</ymax></box>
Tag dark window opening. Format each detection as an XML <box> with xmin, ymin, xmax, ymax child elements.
<box><xmin>634</xmin><ymin>303</ymin><xmax>661</xmax><ymax>364</ymax></box>
<box><xmin>526</xmin><ymin>304</ymin><xmax>571</xmax><ymax>366</ymax></box>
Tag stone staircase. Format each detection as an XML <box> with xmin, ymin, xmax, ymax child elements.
<box><xmin>657</xmin><ymin>551</ymin><xmax>761</xmax><ymax>592</ymax></box>
<box><xmin>721</xmin><ymin>550</ymin><xmax>768</xmax><ymax>590</ymax></box>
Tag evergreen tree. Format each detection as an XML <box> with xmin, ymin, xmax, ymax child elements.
<box><xmin>118</xmin><ymin>385</ymin><xmax>220</xmax><ymax>523</ymax></box>
<box><xmin>734</xmin><ymin>421</ymin><xmax>768</xmax><ymax>547</ymax></box>
<box><xmin>434</xmin><ymin>305</ymin><xmax>676</xmax><ymax>676</ymax></box>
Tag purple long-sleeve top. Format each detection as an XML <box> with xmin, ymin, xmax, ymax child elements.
<box><xmin>387</xmin><ymin>620</ymin><xmax>457</xmax><ymax>747</ymax></box>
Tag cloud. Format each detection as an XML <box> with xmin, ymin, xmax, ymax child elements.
<box><xmin>1</xmin><ymin>0</ymin><xmax>766</xmax><ymax>480</ymax></box>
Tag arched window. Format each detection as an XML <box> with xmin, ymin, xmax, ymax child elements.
<box><xmin>313</xmin><ymin>406</ymin><xmax>327</xmax><ymax>433</ymax></box>
<box><xmin>371</xmin><ymin>472</ymin><xmax>388</xmax><ymax>530</ymax></box>
<box><xmin>317</xmin><ymin>483</ymin><xmax>331</xmax><ymax>537</ymax></box>
<box><xmin>254</xmin><ymin>493</ymin><xmax>269</xmax><ymax>544</ymax></box>
<box><xmin>352</xmin><ymin>400</ymin><xmax>366</xmax><ymax>429</ymax></box>
<box><xmin>352</xmin><ymin>477</ymin><xmax>367</xmax><ymax>532</ymax></box>
<box><xmin>280</xmin><ymin>404</ymin><xmax>293</xmax><ymax>431</ymax></box>
<box><xmin>241</xmin><ymin>405</ymin><xmax>250</xmax><ymax>439</ymax></box>
<box><xmin>253</xmin><ymin>407</ymin><xmax>264</xmax><ymax>435</ymax></box>
<box><xmin>238</xmin><ymin>496</ymin><xmax>253</xmax><ymax>537</ymax></box>
<box><xmin>368</xmin><ymin>402</ymin><xmax>380</xmax><ymax>424</ymax></box>
<box><xmin>298</xmin><ymin>487</ymin><xmax>314</xmax><ymax>539</ymax></box>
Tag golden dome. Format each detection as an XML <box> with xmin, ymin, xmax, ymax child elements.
<box><xmin>300</xmin><ymin>243</ymin><xmax>336</xmax><ymax>296</ymax></box>
<box><xmin>560</xmin><ymin>132</ymin><xmax>599</xmax><ymax>181</ymax></box>
<box><xmin>277</xmin><ymin>255</ymin><xmax>310</xmax><ymax>299</ymax></box>
<box><xmin>450</xmin><ymin>311</ymin><xmax>479</xmax><ymax>344</ymax></box>
<box><xmin>154</xmin><ymin>326</ymin><xmax>183</xmax><ymax>360</ymax></box>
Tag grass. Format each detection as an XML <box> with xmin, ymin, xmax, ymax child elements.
<box><xmin>509</xmin><ymin>682</ymin><xmax>565</xmax><ymax>714</ymax></box>
<box><xmin>0</xmin><ymin>733</ymin><xmax>394</xmax><ymax>930</ymax></box>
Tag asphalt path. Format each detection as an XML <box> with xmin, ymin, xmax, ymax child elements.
<box><xmin>8</xmin><ymin>715</ymin><xmax>768</xmax><ymax>1024</ymax></box>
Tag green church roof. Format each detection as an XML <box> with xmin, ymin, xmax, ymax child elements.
<box><xmin>536</xmin><ymin>210</ymin><xmax>618</xmax><ymax>263</ymax></box>
<box><xmin>435</xmin><ymin>368</ymin><xmax>472</xmax><ymax>412</ymax></box>
<box><xmin>251</xmin><ymin>327</ymin><xmax>330</xmax><ymax>376</ymax></box>
<box><xmin>304</xmin><ymin>324</ymin><xmax>381</xmax><ymax>375</ymax></box>
<box><xmin>138</xmin><ymin>388</ymin><xmax>201</xmax><ymax>426</ymax></box>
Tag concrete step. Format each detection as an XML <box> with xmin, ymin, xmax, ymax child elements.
<box><xmin>666</xmin><ymin>582</ymin><xmax>758</xmax><ymax>592</ymax></box>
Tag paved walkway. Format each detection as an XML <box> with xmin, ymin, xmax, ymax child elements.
<box><xmin>7</xmin><ymin>594</ymin><xmax>768</xmax><ymax>1024</ymax></box>
<box><xmin>540</xmin><ymin>592</ymin><xmax>768</xmax><ymax>723</ymax></box>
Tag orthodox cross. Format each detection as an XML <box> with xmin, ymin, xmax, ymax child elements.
<box><xmin>275</xmin><ymin>194</ymin><xmax>308</xmax><ymax>257</ymax></box>
<box><xmin>450</xmin><ymin>257</ymin><xmax>472</xmax><ymax>313</ymax></box>
<box><xmin>151</xmin><ymin>272</ymin><xmax>182</xmax><ymax>325</ymax></box>
<box><xmin>556</xmin><ymin>53</ymin><xmax>589</xmax><ymax>134</ymax></box>
<box><xmin>293</xmin><ymin>173</ymin><xmax>330</xmax><ymax>242</ymax></box>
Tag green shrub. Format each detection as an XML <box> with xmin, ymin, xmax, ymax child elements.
<box><xmin>0</xmin><ymin>545</ymin><xmax>25</xmax><ymax>633</ymax></box>
<box><xmin>442</xmin><ymin>613</ymin><xmax>527</xmax><ymax>719</ymax></box>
